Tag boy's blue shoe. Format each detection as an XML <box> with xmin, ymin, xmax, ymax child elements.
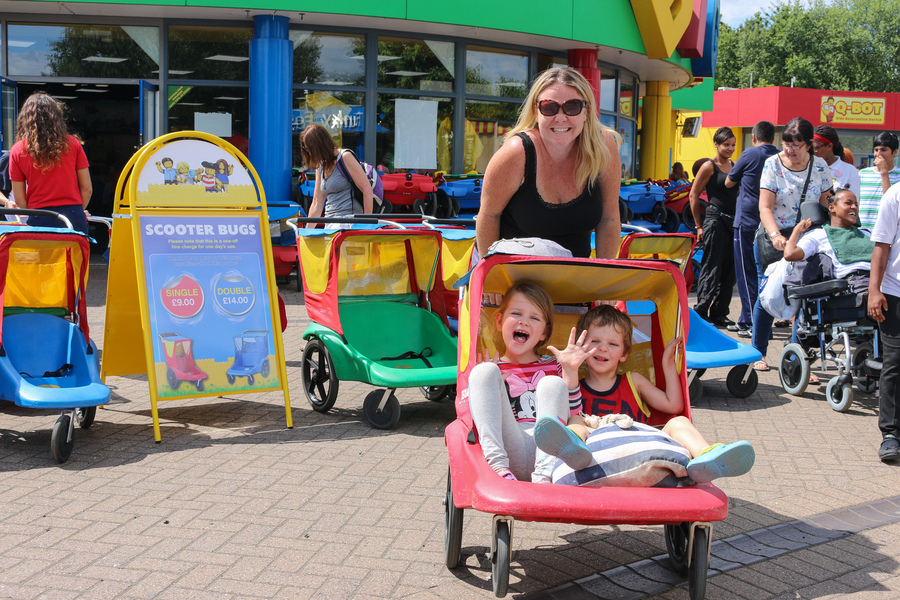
<box><xmin>687</xmin><ymin>441</ymin><xmax>755</xmax><ymax>483</ymax></box>
<box><xmin>534</xmin><ymin>415</ymin><xmax>593</xmax><ymax>471</ymax></box>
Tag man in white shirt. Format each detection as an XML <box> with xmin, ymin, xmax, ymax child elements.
<box><xmin>859</xmin><ymin>132</ymin><xmax>900</xmax><ymax>228</ymax></box>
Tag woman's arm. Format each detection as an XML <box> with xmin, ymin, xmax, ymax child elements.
<box><xmin>11</xmin><ymin>181</ymin><xmax>26</xmax><ymax>209</ymax></box>
<box><xmin>758</xmin><ymin>188</ymin><xmax>786</xmax><ymax>251</ymax></box>
<box><xmin>476</xmin><ymin>137</ymin><xmax>525</xmax><ymax>257</ymax></box>
<box><xmin>783</xmin><ymin>218</ymin><xmax>813</xmax><ymax>261</ymax></box>
<box><xmin>306</xmin><ymin>169</ymin><xmax>326</xmax><ymax>228</ymax></box>
<box><xmin>689</xmin><ymin>162</ymin><xmax>713</xmax><ymax>241</ymax></box>
<box><xmin>342</xmin><ymin>153</ymin><xmax>374</xmax><ymax>214</ymax></box>
<box><xmin>77</xmin><ymin>168</ymin><xmax>92</xmax><ymax>209</ymax></box>
<box><xmin>594</xmin><ymin>131</ymin><xmax>622</xmax><ymax>258</ymax></box>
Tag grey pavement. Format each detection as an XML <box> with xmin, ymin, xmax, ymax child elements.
<box><xmin>2</xmin><ymin>263</ymin><xmax>900</xmax><ymax>600</ymax></box>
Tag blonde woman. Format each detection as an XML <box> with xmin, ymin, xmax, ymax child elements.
<box><xmin>477</xmin><ymin>67</ymin><xmax>622</xmax><ymax>258</ymax></box>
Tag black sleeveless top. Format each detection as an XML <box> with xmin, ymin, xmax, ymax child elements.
<box><xmin>706</xmin><ymin>161</ymin><xmax>739</xmax><ymax>215</ymax></box>
<box><xmin>498</xmin><ymin>132</ymin><xmax>604</xmax><ymax>258</ymax></box>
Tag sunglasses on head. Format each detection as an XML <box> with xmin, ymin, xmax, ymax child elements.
<box><xmin>537</xmin><ymin>99</ymin><xmax>586</xmax><ymax>117</ymax></box>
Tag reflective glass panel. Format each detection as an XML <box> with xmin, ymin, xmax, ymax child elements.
<box><xmin>618</xmin><ymin>119</ymin><xmax>636</xmax><ymax>179</ymax></box>
<box><xmin>619</xmin><ymin>77</ymin><xmax>636</xmax><ymax>117</ymax></box>
<box><xmin>7</xmin><ymin>23</ymin><xmax>159</xmax><ymax>78</ymax></box>
<box><xmin>168</xmin><ymin>26</ymin><xmax>252</xmax><ymax>81</ymax></box>
<box><xmin>376</xmin><ymin>93</ymin><xmax>453</xmax><ymax>173</ymax></box>
<box><xmin>537</xmin><ymin>54</ymin><xmax>567</xmax><ymax>73</ymax></box>
<box><xmin>466</xmin><ymin>46</ymin><xmax>528</xmax><ymax>98</ymax></box>
<box><xmin>376</xmin><ymin>37</ymin><xmax>455</xmax><ymax>93</ymax></box>
<box><xmin>463</xmin><ymin>100</ymin><xmax>520</xmax><ymax>173</ymax></box>
<box><xmin>167</xmin><ymin>86</ymin><xmax>249</xmax><ymax>152</ymax></box>
<box><xmin>292</xmin><ymin>90</ymin><xmax>366</xmax><ymax>169</ymax></box>
<box><xmin>599</xmin><ymin>67</ymin><xmax>616</xmax><ymax>112</ymax></box>
<box><xmin>291</xmin><ymin>31</ymin><xmax>365</xmax><ymax>86</ymax></box>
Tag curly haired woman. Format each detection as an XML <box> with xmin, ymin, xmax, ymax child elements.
<box><xmin>8</xmin><ymin>92</ymin><xmax>92</xmax><ymax>234</ymax></box>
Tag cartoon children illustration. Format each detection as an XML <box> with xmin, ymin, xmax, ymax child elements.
<box><xmin>156</xmin><ymin>157</ymin><xmax>178</xmax><ymax>184</ymax></box>
<box><xmin>175</xmin><ymin>161</ymin><xmax>196</xmax><ymax>185</ymax></box>
<box><xmin>822</xmin><ymin>96</ymin><xmax>836</xmax><ymax>123</ymax></box>
<box><xmin>199</xmin><ymin>161</ymin><xmax>218</xmax><ymax>192</ymax></box>
<box><xmin>215</xmin><ymin>159</ymin><xmax>234</xmax><ymax>192</ymax></box>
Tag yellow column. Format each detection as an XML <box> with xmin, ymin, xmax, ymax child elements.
<box><xmin>639</xmin><ymin>81</ymin><xmax>660</xmax><ymax>181</ymax></box>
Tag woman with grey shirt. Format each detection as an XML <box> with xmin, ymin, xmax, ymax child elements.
<box><xmin>300</xmin><ymin>123</ymin><xmax>373</xmax><ymax>226</ymax></box>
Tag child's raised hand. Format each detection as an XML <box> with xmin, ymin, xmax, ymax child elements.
<box><xmin>662</xmin><ymin>336</ymin><xmax>684</xmax><ymax>364</ymax></box>
<box><xmin>795</xmin><ymin>218</ymin><xmax>813</xmax><ymax>234</ymax></box>
<box><xmin>548</xmin><ymin>327</ymin><xmax>596</xmax><ymax>373</ymax></box>
<box><xmin>478</xmin><ymin>348</ymin><xmax>502</xmax><ymax>364</ymax></box>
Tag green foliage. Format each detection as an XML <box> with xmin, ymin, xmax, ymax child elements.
<box><xmin>715</xmin><ymin>0</ymin><xmax>900</xmax><ymax>92</ymax></box>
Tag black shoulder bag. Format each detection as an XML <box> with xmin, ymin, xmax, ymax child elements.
<box><xmin>754</xmin><ymin>157</ymin><xmax>814</xmax><ymax>271</ymax></box>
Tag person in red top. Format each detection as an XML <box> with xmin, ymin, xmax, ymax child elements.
<box><xmin>7</xmin><ymin>92</ymin><xmax>92</xmax><ymax>234</ymax></box>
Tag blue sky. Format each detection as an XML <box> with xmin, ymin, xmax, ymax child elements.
<box><xmin>719</xmin><ymin>0</ymin><xmax>774</xmax><ymax>26</ymax></box>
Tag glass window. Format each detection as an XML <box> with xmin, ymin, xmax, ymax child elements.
<box><xmin>167</xmin><ymin>86</ymin><xmax>249</xmax><ymax>150</ymax></box>
<box><xmin>376</xmin><ymin>37</ymin><xmax>455</xmax><ymax>93</ymax></box>
<box><xmin>292</xmin><ymin>90</ymin><xmax>366</xmax><ymax>169</ymax></box>
<box><xmin>168</xmin><ymin>25</ymin><xmax>252</xmax><ymax>82</ymax></box>
<box><xmin>618</xmin><ymin>119</ymin><xmax>636</xmax><ymax>180</ymax></box>
<box><xmin>619</xmin><ymin>77</ymin><xmax>636</xmax><ymax>118</ymax></box>
<box><xmin>376</xmin><ymin>93</ymin><xmax>453</xmax><ymax>173</ymax></box>
<box><xmin>466</xmin><ymin>46</ymin><xmax>528</xmax><ymax>98</ymax></box>
<box><xmin>291</xmin><ymin>31</ymin><xmax>365</xmax><ymax>87</ymax></box>
<box><xmin>599</xmin><ymin>67</ymin><xmax>616</xmax><ymax>113</ymax></box>
<box><xmin>537</xmin><ymin>54</ymin><xmax>567</xmax><ymax>73</ymax></box>
<box><xmin>7</xmin><ymin>23</ymin><xmax>159</xmax><ymax>78</ymax></box>
<box><xmin>463</xmin><ymin>100</ymin><xmax>520</xmax><ymax>173</ymax></box>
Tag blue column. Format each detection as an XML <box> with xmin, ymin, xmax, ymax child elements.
<box><xmin>249</xmin><ymin>15</ymin><xmax>294</xmax><ymax>220</ymax></box>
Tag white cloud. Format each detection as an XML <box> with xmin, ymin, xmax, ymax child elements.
<box><xmin>719</xmin><ymin>0</ymin><xmax>776</xmax><ymax>26</ymax></box>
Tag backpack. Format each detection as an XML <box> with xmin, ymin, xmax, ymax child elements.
<box><xmin>335</xmin><ymin>149</ymin><xmax>385</xmax><ymax>213</ymax></box>
<box><xmin>0</xmin><ymin>151</ymin><xmax>11</xmax><ymax>199</ymax></box>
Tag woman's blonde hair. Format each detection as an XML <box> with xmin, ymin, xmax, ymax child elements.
<box><xmin>15</xmin><ymin>92</ymin><xmax>70</xmax><ymax>172</ymax></box>
<box><xmin>505</xmin><ymin>67</ymin><xmax>622</xmax><ymax>191</ymax></box>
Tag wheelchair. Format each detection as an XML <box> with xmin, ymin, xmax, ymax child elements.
<box><xmin>777</xmin><ymin>278</ymin><xmax>881</xmax><ymax>412</ymax></box>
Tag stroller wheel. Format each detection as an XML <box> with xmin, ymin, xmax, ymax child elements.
<box><xmin>196</xmin><ymin>379</ymin><xmax>204</xmax><ymax>391</ymax></box>
<box><xmin>665</xmin><ymin>522</ymin><xmax>690</xmax><ymax>574</ymax></box>
<box><xmin>688</xmin><ymin>377</ymin><xmax>703</xmax><ymax>403</ymax></box>
<box><xmin>444</xmin><ymin>468</ymin><xmax>464</xmax><ymax>568</ymax></box>
<box><xmin>421</xmin><ymin>385</ymin><xmax>454</xmax><ymax>402</ymax></box>
<box><xmin>261</xmin><ymin>358</ymin><xmax>271</xmax><ymax>379</ymax></box>
<box><xmin>363</xmin><ymin>390</ymin><xmax>400</xmax><ymax>429</ymax></box>
<box><xmin>247</xmin><ymin>374</ymin><xmax>255</xmax><ymax>386</ymax></box>
<box><xmin>826</xmin><ymin>377</ymin><xmax>854</xmax><ymax>412</ymax></box>
<box><xmin>76</xmin><ymin>406</ymin><xmax>96</xmax><ymax>429</ymax></box>
<box><xmin>227</xmin><ymin>373</ymin><xmax>236</xmax><ymax>385</ymax></box>
<box><xmin>301</xmin><ymin>339</ymin><xmax>340</xmax><ymax>413</ymax></box>
<box><xmin>852</xmin><ymin>343</ymin><xmax>877</xmax><ymax>394</ymax></box>
<box><xmin>663</xmin><ymin>206</ymin><xmax>680</xmax><ymax>233</ymax></box>
<box><xmin>688</xmin><ymin>525</ymin><xmax>710</xmax><ymax>600</ymax></box>
<box><xmin>726</xmin><ymin>365</ymin><xmax>758</xmax><ymax>398</ymax></box>
<box><xmin>413</xmin><ymin>198</ymin><xmax>425</xmax><ymax>215</ymax></box>
<box><xmin>779</xmin><ymin>343</ymin><xmax>810</xmax><ymax>396</ymax></box>
<box><xmin>423</xmin><ymin>192</ymin><xmax>438</xmax><ymax>216</ymax></box>
<box><xmin>166</xmin><ymin>367</ymin><xmax>178</xmax><ymax>390</ymax></box>
<box><xmin>51</xmin><ymin>414</ymin><xmax>74</xmax><ymax>464</ymax></box>
<box><xmin>492</xmin><ymin>520</ymin><xmax>511</xmax><ymax>598</ymax></box>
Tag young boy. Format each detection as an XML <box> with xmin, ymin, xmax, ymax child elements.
<box><xmin>538</xmin><ymin>305</ymin><xmax>754</xmax><ymax>483</ymax></box>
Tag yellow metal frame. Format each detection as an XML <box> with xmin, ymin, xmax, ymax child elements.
<box><xmin>101</xmin><ymin>131</ymin><xmax>292</xmax><ymax>441</ymax></box>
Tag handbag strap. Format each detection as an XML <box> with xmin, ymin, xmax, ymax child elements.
<box><xmin>797</xmin><ymin>156</ymin><xmax>814</xmax><ymax>215</ymax></box>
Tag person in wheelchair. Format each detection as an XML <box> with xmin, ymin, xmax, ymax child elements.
<box><xmin>783</xmin><ymin>189</ymin><xmax>872</xmax><ymax>290</ymax></box>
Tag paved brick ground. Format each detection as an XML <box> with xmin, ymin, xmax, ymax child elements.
<box><xmin>1</xmin><ymin>263</ymin><xmax>899</xmax><ymax>599</ymax></box>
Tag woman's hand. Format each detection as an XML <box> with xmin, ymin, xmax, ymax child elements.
<box><xmin>695</xmin><ymin>226</ymin><xmax>703</xmax><ymax>243</ymax></box>
<box><xmin>772</xmin><ymin>234</ymin><xmax>787</xmax><ymax>251</ymax></box>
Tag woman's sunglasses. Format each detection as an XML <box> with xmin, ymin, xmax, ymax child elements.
<box><xmin>537</xmin><ymin>99</ymin><xmax>586</xmax><ymax>117</ymax></box>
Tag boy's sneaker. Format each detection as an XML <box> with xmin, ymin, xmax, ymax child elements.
<box><xmin>687</xmin><ymin>441</ymin><xmax>755</xmax><ymax>483</ymax></box>
<box><xmin>533</xmin><ymin>415</ymin><xmax>593</xmax><ymax>471</ymax></box>
<box><xmin>878</xmin><ymin>435</ymin><xmax>900</xmax><ymax>463</ymax></box>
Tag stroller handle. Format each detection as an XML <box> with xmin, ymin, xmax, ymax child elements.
<box><xmin>287</xmin><ymin>216</ymin><xmax>408</xmax><ymax>230</ymax></box>
<box><xmin>0</xmin><ymin>207</ymin><xmax>74</xmax><ymax>230</ymax></box>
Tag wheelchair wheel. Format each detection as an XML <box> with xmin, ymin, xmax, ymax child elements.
<box><xmin>779</xmin><ymin>343</ymin><xmax>811</xmax><ymax>396</ymax></box>
<box><xmin>852</xmin><ymin>343</ymin><xmax>877</xmax><ymax>394</ymax></box>
<box><xmin>826</xmin><ymin>376</ymin><xmax>854</xmax><ymax>412</ymax></box>
<box><xmin>726</xmin><ymin>365</ymin><xmax>758</xmax><ymax>398</ymax></box>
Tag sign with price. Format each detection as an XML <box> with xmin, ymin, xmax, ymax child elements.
<box><xmin>102</xmin><ymin>131</ymin><xmax>291</xmax><ymax>442</ymax></box>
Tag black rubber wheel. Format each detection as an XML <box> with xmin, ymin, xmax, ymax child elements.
<box><xmin>779</xmin><ymin>343</ymin><xmax>810</xmax><ymax>396</ymax></box>
<box><xmin>76</xmin><ymin>406</ymin><xmax>96</xmax><ymax>429</ymax></box>
<box><xmin>650</xmin><ymin>203</ymin><xmax>667</xmax><ymax>225</ymax></box>
<box><xmin>412</xmin><ymin>198</ymin><xmax>425</xmax><ymax>215</ymax></box>
<box><xmin>247</xmin><ymin>374</ymin><xmax>255</xmax><ymax>386</ymax></box>
<box><xmin>363</xmin><ymin>390</ymin><xmax>401</xmax><ymax>429</ymax></box>
<box><xmin>450</xmin><ymin>198</ymin><xmax>461</xmax><ymax>218</ymax></box>
<box><xmin>444</xmin><ymin>468</ymin><xmax>464</xmax><ymax>568</ymax></box>
<box><xmin>665</xmin><ymin>522</ymin><xmax>690</xmax><ymax>574</ymax></box>
<box><xmin>688</xmin><ymin>526</ymin><xmax>709</xmax><ymax>600</ymax></box>
<box><xmin>492</xmin><ymin>520</ymin><xmax>511</xmax><ymax>598</ymax></box>
<box><xmin>51</xmin><ymin>414</ymin><xmax>74</xmax><ymax>464</ymax></box>
<box><xmin>421</xmin><ymin>385</ymin><xmax>454</xmax><ymax>402</ymax></box>
<box><xmin>826</xmin><ymin>377</ymin><xmax>854</xmax><ymax>412</ymax></box>
<box><xmin>682</xmin><ymin>204</ymin><xmax>705</xmax><ymax>232</ymax></box>
<box><xmin>618</xmin><ymin>199</ymin><xmax>629</xmax><ymax>224</ymax></box>
<box><xmin>726</xmin><ymin>365</ymin><xmax>758</xmax><ymax>398</ymax></box>
<box><xmin>261</xmin><ymin>358</ymin><xmax>270</xmax><ymax>379</ymax></box>
<box><xmin>166</xmin><ymin>367</ymin><xmax>178</xmax><ymax>389</ymax></box>
<box><xmin>301</xmin><ymin>338</ymin><xmax>340</xmax><ymax>412</ymax></box>
<box><xmin>196</xmin><ymin>379</ymin><xmax>204</xmax><ymax>391</ymax></box>
<box><xmin>423</xmin><ymin>192</ymin><xmax>438</xmax><ymax>216</ymax></box>
<box><xmin>663</xmin><ymin>206</ymin><xmax>680</xmax><ymax>233</ymax></box>
<box><xmin>380</xmin><ymin>199</ymin><xmax>393</xmax><ymax>214</ymax></box>
<box><xmin>852</xmin><ymin>343</ymin><xmax>877</xmax><ymax>394</ymax></box>
<box><xmin>688</xmin><ymin>376</ymin><xmax>703</xmax><ymax>403</ymax></box>
<box><xmin>693</xmin><ymin>368</ymin><xmax>707</xmax><ymax>379</ymax></box>
<box><xmin>227</xmin><ymin>373</ymin><xmax>235</xmax><ymax>385</ymax></box>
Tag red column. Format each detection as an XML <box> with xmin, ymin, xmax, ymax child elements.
<box><xmin>568</xmin><ymin>48</ymin><xmax>601</xmax><ymax>116</ymax></box>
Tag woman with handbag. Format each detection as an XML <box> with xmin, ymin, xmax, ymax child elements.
<box><xmin>690</xmin><ymin>127</ymin><xmax>739</xmax><ymax>328</ymax></box>
<box><xmin>750</xmin><ymin>117</ymin><xmax>832</xmax><ymax>371</ymax></box>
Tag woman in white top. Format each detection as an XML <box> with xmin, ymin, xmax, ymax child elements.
<box><xmin>813</xmin><ymin>124</ymin><xmax>860</xmax><ymax>199</ymax></box>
